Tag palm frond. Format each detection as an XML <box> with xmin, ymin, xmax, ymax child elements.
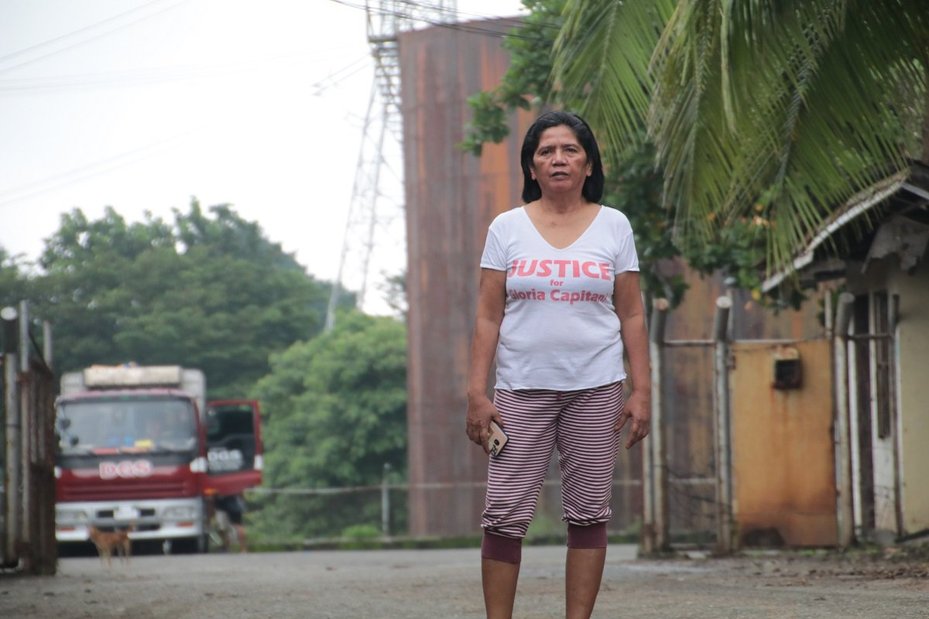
<box><xmin>720</xmin><ymin>0</ymin><xmax>928</xmax><ymax>274</ymax></box>
<box><xmin>553</xmin><ymin>0</ymin><xmax>676</xmax><ymax>153</ymax></box>
<box><xmin>554</xmin><ymin>0</ymin><xmax>929</xmax><ymax>277</ymax></box>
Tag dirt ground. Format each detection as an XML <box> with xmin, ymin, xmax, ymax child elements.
<box><xmin>1</xmin><ymin>544</ymin><xmax>927</xmax><ymax>618</ymax></box>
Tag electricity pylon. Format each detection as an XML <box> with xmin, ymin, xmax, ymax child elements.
<box><xmin>325</xmin><ymin>0</ymin><xmax>457</xmax><ymax>330</ymax></box>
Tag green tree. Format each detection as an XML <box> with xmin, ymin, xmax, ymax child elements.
<box><xmin>249</xmin><ymin>311</ymin><xmax>408</xmax><ymax>540</ymax></box>
<box><xmin>31</xmin><ymin>201</ymin><xmax>336</xmax><ymax>396</ymax></box>
<box><xmin>0</xmin><ymin>248</ymin><xmax>29</xmax><ymax>312</ymax></box>
<box><xmin>553</xmin><ymin>0</ymin><xmax>929</xmax><ymax>279</ymax></box>
<box><xmin>463</xmin><ymin>0</ymin><xmax>766</xmax><ymax>304</ymax></box>
<box><xmin>380</xmin><ymin>271</ymin><xmax>408</xmax><ymax>318</ymax></box>
<box><xmin>460</xmin><ymin>0</ymin><xmax>565</xmax><ymax>156</ymax></box>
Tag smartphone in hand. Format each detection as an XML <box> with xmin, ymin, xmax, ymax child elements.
<box><xmin>487</xmin><ymin>421</ymin><xmax>508</xmax><ymax>457</ymax></box>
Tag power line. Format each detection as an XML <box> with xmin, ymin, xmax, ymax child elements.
<box><xmin>0</xmin><ymin>52</ymin><xmax>370</xmax><ymax>95</ymax></box>
<box><xmin>0</xmin><ymin>130</ymin><xmax>197</xmax><ymax>209</ymax></box>
<box><xmin>310</xmin><ymin>56</ymin><xmax>372</xmax><ymax>96</ymax></box>
<box><xmin>327</xmin><ymin>0</ymin><xmax>467</xmax><ymax>324</ymax></box>
<box><xmin>330</xmin><ymin>0</ymin><xmax>525</xmax><ymax>23</ymax></box>
<box><xmin>325</xmin><ymin>0</ymin><xmax>552</xmax><ymax>40</ymax></box>
<box><xmin>0</xmin><ymin>49</ymin><xmax>371</xmax><ymax>206</ymax></box>
<box><xmin>0</xmin><ymin>0</ymin><xmax>169</xmax><ymax>64</ymax></box>
<box><xmin>0</xmin><ymin>0</ymin><xmax>191</xmax><ymax>75</ymax></box>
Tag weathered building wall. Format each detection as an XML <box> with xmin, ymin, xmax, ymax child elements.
<box><xmin>894</xmin><ymin>259</ymin><xmax>929</xmax><ymax>534</ymax></box>
<box><xmin>400</xmin><ymin>18</ymin><xmax>527</xmax><ymax>537</ymax></box>
<box><xmin>848</xmin><ymin>255</ymin><xmax>929</xmax><ymax>537</ymax></box>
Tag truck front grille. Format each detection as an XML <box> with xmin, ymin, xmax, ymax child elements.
<box><xmin>60</xmin><ymin>479</ymin><xmax>194</xmax><ymax>502</ymax></box>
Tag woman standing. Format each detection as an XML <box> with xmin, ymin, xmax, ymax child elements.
<box><xmin>466</xmin><ymin>111</ymin><xmax>651</xmax><ymax>619</ymax></box>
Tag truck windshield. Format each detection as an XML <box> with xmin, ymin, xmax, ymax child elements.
<box><xmin>57</xmin><ymin>397</ymin><xmax>197</xmax><ymax>454</ymax></box>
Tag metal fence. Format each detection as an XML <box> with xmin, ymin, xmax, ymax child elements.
<box><xmin>1</xmin><ymin>302</ymin><xmax>57</xmax><ymax>574</ymax></box>
<box><xmin>244</xmin><ymin>475</ymin><xmax>649</xmax><ymax>548</ymax></box>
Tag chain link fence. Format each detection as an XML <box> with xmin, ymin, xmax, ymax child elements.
<box><xmin>244</xmin><ymin>476</ymin><xmax>655</xmax><ymax>549</ymax></box>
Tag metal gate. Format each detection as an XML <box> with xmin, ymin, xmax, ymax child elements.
<box><xmin>730</xmin><ymin>339</ymin><xmax>838</xmax><ymax>547</ymax></box>
<box><xmin>1</xmin><ymin>302</ymin><xmax>57</xmax><ymax>575</ymax></box>
<box><xmin>643</xmin><ymin>294</ymin><xmax>838</xmax><ymax>553</ymax></box>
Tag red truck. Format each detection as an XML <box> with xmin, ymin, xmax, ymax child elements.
<box><xmin>54</xmin><ymin>365</ymin><xmax>262</xmax><ymax>553</ymax></box>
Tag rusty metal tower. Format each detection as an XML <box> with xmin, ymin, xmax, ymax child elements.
<box><xmin>325</xmin><ymin>0</ymin><xmax>458</xmax><ymax>328</ymax></box>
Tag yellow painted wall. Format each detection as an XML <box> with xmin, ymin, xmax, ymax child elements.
<box><xmin>892</xmin><ymin>260</ymin><xmax>929</xmax><ymax>534</ymax></box>
<box><xmin>730</xmin><ymin>340</ymin><xmax>838</xmax><ymax>546</ymax></box>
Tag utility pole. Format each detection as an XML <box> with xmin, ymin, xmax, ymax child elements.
<box><xmin>325</xmin><ymin>0</ymin><xmax>458</xmax><ymax>330</ymax></box>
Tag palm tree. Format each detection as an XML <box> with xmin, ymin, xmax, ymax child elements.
<box><xmin>553</xmin><ymin>0</ymin><xmax>929</xmax><ymax>276</ymax></box>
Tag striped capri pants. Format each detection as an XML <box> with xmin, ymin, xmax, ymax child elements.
<box><xmin>481</xmin><ymin>381</ymin><xmax>624</xmax><ymax>563</ymax></box>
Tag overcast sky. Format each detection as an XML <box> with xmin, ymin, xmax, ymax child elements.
<box><xmin>0</xmin><ymin>0</ymin><xmax>526</xmax><ymax>313</ymax></box>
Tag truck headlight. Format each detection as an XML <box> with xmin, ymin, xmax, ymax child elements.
<box><xmin>56</xmin><ymin>508</ymin><xmax>89</xmax><ymax>523</ymax></box>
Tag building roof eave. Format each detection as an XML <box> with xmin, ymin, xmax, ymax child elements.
<box><xmin>761</xmin><ymin>171</ymin><xmax>910</xmax><ymax>293</ymax></box>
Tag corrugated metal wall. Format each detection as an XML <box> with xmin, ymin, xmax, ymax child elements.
<box><xmin>400</xmin><ymin>19</ymin><xmax>828</xmax><ymax>541</ymax></box>
<box><xmin>730</xmin><ymin>340</ymin><xmax>838</xmax><ymax>547</ymax></box>
<box><xmin>400</xmin><ymin>18</ymin><xmax>527</xmax><ymax>537</ymax></box>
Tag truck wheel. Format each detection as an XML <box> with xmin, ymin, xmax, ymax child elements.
<box><xmin>171</xmin><ymin>537</ymin><xmax>200</xmax><ymax>554</ymax></box>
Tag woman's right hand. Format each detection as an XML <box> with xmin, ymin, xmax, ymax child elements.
<box><xmin>466</xmin><ymin>393</ymin><xmax>502</xmax><ymax>453</ymax></box>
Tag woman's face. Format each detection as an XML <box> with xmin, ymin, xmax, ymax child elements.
<box><xmin>530</xmin><ymin>125</ymin><xmax>591</xmax><ymax>198</ymax></box>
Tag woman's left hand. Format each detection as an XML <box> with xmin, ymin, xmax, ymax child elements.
<box><xmin>616</xmin><ymin>390</ymin><xmax>651</xmax><ymax>449</ymax></box>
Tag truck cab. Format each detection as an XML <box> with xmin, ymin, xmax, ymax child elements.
<box><xmin>54</xmin><ymin>365</ymin><xmax>263</xmax><ymax>553</ymax></box>
<box><xmin>55</xmin><ymin>387</ymin><xmax>208</xmax><ymax>552</ymax></box>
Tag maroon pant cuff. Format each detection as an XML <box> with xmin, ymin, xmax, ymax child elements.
<box><xmin>481</xmin><ymin>531</ymin><xmax>522</xmax><ymax>564</ymax></box>
<box><xmin>567</xmin><ymin>522</ymin><xmax>607</xmax><ymax>549</ymax></box>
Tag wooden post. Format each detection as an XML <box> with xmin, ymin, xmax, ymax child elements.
<box><xmin>713</xmin><ymin>296</ymin><xmax>734</xmax><ymax>554</ymax></box>
<box><xmin>381</xmin><ymin>463</ymin><xmax>392</xmax><ymax>538</ymax></box>
<box><xmin>642</xmin><ymin>298</ymin><xmax>669</xmax><ymax>554</ymax></box>
<box><xmin>42</xmin><ymin>321</ymin><xmax>53</xmax><ymax>370</ymax></box>
<box><xmin>833</xmin><ymin>292</ymin><xmax>855</xmax><ymax>548</ymax></box>
<box><xmin>18</xmin><ymin>301</ymin><xmax>31</xmax><ymax>553</ymax></box>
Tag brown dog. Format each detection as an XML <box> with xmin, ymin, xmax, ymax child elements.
<box><xmin>88</xmin><ymin>526</ymin><xmax>132</xmax><ymax>567</ymax></box>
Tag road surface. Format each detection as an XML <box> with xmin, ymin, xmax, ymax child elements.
<box><xmin>1</xmin><ymin>545</ymin><xmax>927</xmax><ymax>618</ymax></box>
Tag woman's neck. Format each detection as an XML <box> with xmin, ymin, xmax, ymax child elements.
<box><xmin>535</xmin><ymin>194</ymin><xmax>591</xmax><ymax>215</ymax></box>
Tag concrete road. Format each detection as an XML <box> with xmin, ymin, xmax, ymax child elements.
<box><xmin>1</xmin><ymin>545</ymin><xmax>927</xmax><ymax>618</ymax></box>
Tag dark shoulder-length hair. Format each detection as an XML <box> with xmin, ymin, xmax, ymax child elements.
<box><xmin>520</xmin><ymin>111</ymin><xmax>605</xmax><ymax>204</ymax></box>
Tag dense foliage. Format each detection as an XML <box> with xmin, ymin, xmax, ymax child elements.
<box><xmin>249</xmin><ymin>311</ymin><xmax>408</xmax><ymax>540</ymax></box>
<box><xmin>465</xmin><ymin>0</ymin><xmax>928</xmax><ymax>302</ymax></box>
<box><xmin>463</xmin><ymin>0</ymin><xmax>766</xmax><ymax>305</ymax></box>
<box><xmin>2</xmin><ymin>202</ymin><xmax>409</xmax><ymax>542</ymax></box>
<box><xmin>554</xmin><ymin>0</ymin><xmax>929</xmax><ymax>282</ymax></box>
<box><xmin>14</xmin><ymin>201</ymin><xmax>338</xmax><ymax>396</ymax></box>
<box><xmin>0</xmin><ymin>248</ymin><xmax>30</xmax><ymax>321</ymax></box>
<box><xmin>460</xmin><ymin>0</ymin><xmax>564</xmax><ymax>156</ymax></box>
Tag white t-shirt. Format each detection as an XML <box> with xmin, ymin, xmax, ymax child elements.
<box><xmin>480</xmin><ymin>205</ymin><xmax>639</xmax><ymax>391</ymax></box>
